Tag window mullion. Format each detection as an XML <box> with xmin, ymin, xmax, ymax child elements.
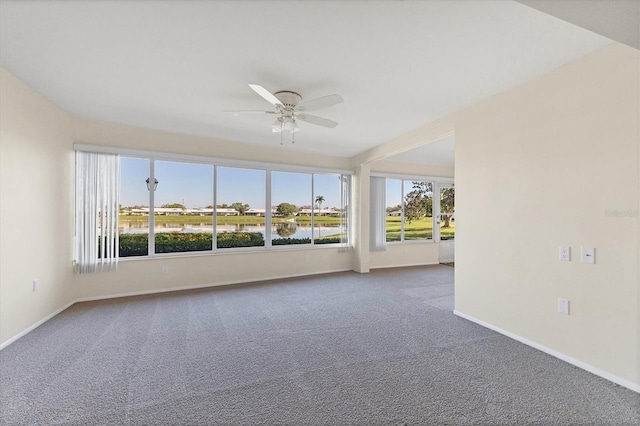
<box><xmin>213</xmin><ymin>165</ymin><xmax>217</xmax><ymax>251</ymax></box>
<box><xmin>311</xmin><ymin>173</ymin><xmax>315</xmax><ymax>245</ymax></box>
<box><xmin>148</xmin><ymin>160</ymin><xmax>156</xmax><ymax>256</ymax></box>
<box><xmin>400</xmin><ymin>179</ymin><xmax>405</xmax><ymax>242</ymax></box>
<box><xmin>265</xmin><ymin>169</ymin><xmax>272</xmax><ymax>248</ymax></box>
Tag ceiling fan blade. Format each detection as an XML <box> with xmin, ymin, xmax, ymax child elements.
<box><xmin>296</xmin><ymin>94</ymin><xmax>343</xmax><ymax>112</ymax></box>
<box><xmin>296</xmin><ymin>113</ymin><xmax>339</xmax><ymax>128</ymax></box>
<box><xmin>248</xmin><ymin>84</ymin><xmax>283</xmax><ymax>107</ymax></box>
<box><xmin>224</xmin><ymin>110</ymin><xmax>276</xmax><ymax>114</ymax></box>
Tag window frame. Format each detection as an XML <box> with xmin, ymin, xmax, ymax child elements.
<box><xmin>77</xmin><ymin>144</ymin><xmax>353</xmax><ymax>259</ymax></box>
<box><xmin>374</xmin><ymin>172</ymin><xmax>454</xmax><ymax>245</ymax></box>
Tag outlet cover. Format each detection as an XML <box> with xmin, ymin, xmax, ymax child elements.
<box><xmin>558</xmin><ymin>298</ymin><xmax>569</xmax><ymax>315</ymax></box>
<box><xmin>559</xmin><ymin>246</ymin><xmax>571</xmax><ymax>261</ymax></box>
<box><xmin>33</xmin><ymin>279</ymin><xmax>40</xmax><ymax>292</ymax></box>
<box><xmin>161</xmin><ymin>265</ymin><xmax>169</xmax><ymax>274</ymax></box>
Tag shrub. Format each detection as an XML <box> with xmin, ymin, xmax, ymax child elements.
<box><xmin>118</xmin><ymin>232</ymin><xmax>265</xmax><ymax>256</ymax></box>
<box><xmin>271</xmin><ymin>237</ymin><xmax>342</xmax><ymax>245</ymax></box>
<box><xmin>155</xmin><ymin>232</ymin><xmax>213</xmax><ymax>253</ymax></box>
<box><xmin>216</xmin><ymin>232</ymin><xmax>264</xmax><ymax>248</ymax></box>
<box><xmin>271</xmin><ymin>237</ymin><xmax>311</xmax><ymax>246</ymax></box>
<box><xmin>116</xmin><ymin>232</ymin><xmax>342</xmax><ymax>256</ymax></box>
<box><xmin>118</xmin><ymin>233</ymin><xmax>148</xmax><ymax>257</ymax></box>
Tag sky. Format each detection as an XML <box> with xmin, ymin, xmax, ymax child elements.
<box><xmin>120</xmin><ymin>157</ymin><xmax>343</xmax><ymax>209</ymax></box>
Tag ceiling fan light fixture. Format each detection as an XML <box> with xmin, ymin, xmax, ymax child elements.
<box><xmin>272</xmin><ymin>117</ymin><xmax>299</xmax><ymax>133</ymax></box>
<box><xmin>283</xmin><ymin>118</ymin><xmax>299</xmax><ymax>133</ymax></box>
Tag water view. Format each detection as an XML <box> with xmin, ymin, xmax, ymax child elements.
<box><xmin>120</xmin><ymin>221</ymin><xmax>344</xmax><ymax>240</ymax></box>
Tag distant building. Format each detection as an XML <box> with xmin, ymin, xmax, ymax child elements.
<box><xmin>297</xmin><ymin>208</ymin><xmax>341</xmax><ymax>217</ymax></box>
<box><xmin>123</xmin><ymin>207</ymin><xmax>238</xmax><ymax>216</ymax></box>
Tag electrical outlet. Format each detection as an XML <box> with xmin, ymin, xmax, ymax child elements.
<box><xmin>558</xmin><ymin>298</ymin><xmax>569</xmax><ymax>315</ymax></box>
<box><xmin>161</xmin><ymin>265</ymin><xmax>169</xmax><ymax>274</ymax></box>
<box><xmin>559</xmin><ymin>246</ymin><xmax>571</xmax><ymax>261</ymax></box>
<box><xmin>33</xmin><ymin>279</ymin><xmax>40</xmax><ymax>292</ymax></box>
<box><xmin>303</xmin><ymin>255</ymin><xmax>309</xmax><ymax>262</ymax></box>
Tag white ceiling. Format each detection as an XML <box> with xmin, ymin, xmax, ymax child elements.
<box><xmin>0</xmin><ymin>1</ymin><xmax>612</xmax><ymax>160</ymax></box>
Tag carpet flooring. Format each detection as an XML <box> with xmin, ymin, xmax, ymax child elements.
<box><xmin>1</xmin><ymin>265</ymin><xmax>638</xmax><ymax>425</ymax></box>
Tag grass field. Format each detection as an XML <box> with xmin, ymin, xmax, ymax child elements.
<box><xmin>119</xmin><ymin>214</ymin><xmax>455</xmax><ymax>240</ymax></box>
<box><xmin>385</xmin><ymin>216</ymin><xmax>455</xmax><ymax>241</ymax></box>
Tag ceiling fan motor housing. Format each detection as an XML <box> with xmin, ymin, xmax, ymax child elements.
<box><xmin>274</xmin><ymin>91</ymin><xmax>302</xmax><ymax>117</ymax></box>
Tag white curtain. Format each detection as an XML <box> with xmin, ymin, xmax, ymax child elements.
<box><xmin>74</xmin><ymin>151</ymin><xmax>120</xmax><ymax>273</ymax></box>
<box><xmin>370</xmin><ymin>176</ymin><xmax>386</xmax><ymax>251</ymax></box>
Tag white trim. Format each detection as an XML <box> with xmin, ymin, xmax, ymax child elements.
<box><xmin>370</xmin><ymin>171</ymin><xmax>454</xmax><ymax>183</ymax></box>
<box><xmin>386</xmin><ymin>239</ymin><xmax>436</xmax><ymax>245</ymax></box>
<box><xmin>370</xmin><ymin>261</ymin><xmax>440</xmax><ymax>270</ymax></box>
<box><xmin>453</xmin><ymin>310</ymin><xmax>640</xmax><ymax>394</ymax></box>
<box><xmin>74</xmin><ymin>143</ymin><xmax>354</xmax><ymax>175</ymax></box>
<box><xmin>0</xmin><ymin>301</ymin><xmax>75</xmax><ymax>350</ymax></box>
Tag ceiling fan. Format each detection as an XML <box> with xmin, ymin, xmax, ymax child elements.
<box><xmin>227</xmin><ymin>84</ymin><xmax>343</xmax><ymax>134</ymax></box>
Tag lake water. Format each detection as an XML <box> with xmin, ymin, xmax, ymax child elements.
<box><xmin>120</xmin><ymin>221</ymin><xmax>344</xmax><ymax>240</ymax></box>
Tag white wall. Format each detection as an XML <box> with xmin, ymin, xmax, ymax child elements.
<box><xmin>75</xmin><ymin>247</ymin><xmax>352</xmax><ymax>301</ymax></box>
<box><xmin>370</xmin><ymin>242</ymin><xmax>440</xmax><ymax>269</ymax></box>
<box><xmin>455</xmin><ymin>44</ymin><xmax>639</xmax><ymax>389</ymax></box>
<box><xmin>0</xmin><ymin>69</ymin><xmax>75</xmax><ymax>345</ymax></box>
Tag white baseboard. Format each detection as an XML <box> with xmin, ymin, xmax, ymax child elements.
<box><xmin>0</xmin><ymin>301</ymin><xmax>75</xmax><ymax>351</ymax></box>
<box><xmin>454</xmin><ymin>310</ymin><xmax>640</xmax><ymax>394</ymax></box>
<box><xmin>370</xmin><ymin>261</ymin><xmax>440</xmax><ymax>270</ymax></box>
<box><xmin>1</xmin><ymin>268</ymin><xmax>351</xmax><ymax>349</ymax></box>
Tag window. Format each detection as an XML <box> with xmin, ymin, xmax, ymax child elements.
<box><xmin>385</xmin><ymin>178</ymin><xmax>433</xmax><ymax>242</ymax></box>
<box><xmin>154</xmin><ymin>160</ymin><xmax>213</xmax><ymax>254</ymax></box>
<box><xmin>272</xmin><ymin>171</ymin><xmax>312</xmax><ymax>245</ymax></box>
<box><xmin>270</xmin><ymin>172</ymin><xmax>346</xmax><ymax>246</ymax></box>
<box><xmin>119</xmin><ymin>157</ymin><xmax>150</xmax><ymax>257</ymax></box>
<box><xmin>438</xmin><ymin>186</ymin><xmax>455</xmax><ymax>240</ymax></box>
<box><xmin>385</xmin><ymin>179</ymin><xmax>402</xmax><ymax>242</ymax></box>
<box><xmin>403</xmin><ymin>181</ymin><xmax>432</xmax><ymax>240</ymax></box>
<box><xmin>78</xmin><ymin>145</ymin><xmax>351</xmax><ymax>260</ymax></box>
<box><xmin>313</xmin><ymin>173</ymin><xmax>344</xmax><ymax>245</ymax></box>
<box><xmin>216</xmin><ymin>167</ymin><xmax>266</xmax><ymax>249</ymax></box>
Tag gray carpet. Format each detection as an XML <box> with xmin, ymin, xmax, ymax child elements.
<box><xmin>1</xmin><ymin>265</ymin><xmax>638</xmax><ymax>425</ymax></box>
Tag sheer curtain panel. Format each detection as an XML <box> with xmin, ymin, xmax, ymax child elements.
<box><xmin>370</xmin><ymin>176</ymin><xmax>386</xmax><ymax>251</ymax></box>
<box><xmin>74</xmin><ymin>151</ymin><xmax>120</xmax><ymax>273</ymax></box>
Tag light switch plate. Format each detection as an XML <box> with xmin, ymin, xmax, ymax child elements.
<box><xmin>558</xmin><ymin>298</ymin><xmax>569</xmax><ymax>315</ymax></box>
<box><xmin>581</xmin><ymin>247</ymin><xmax>595</xmax><ymax>264</ymax></box>
<box><xmin>559</xmin><ymin>246</ymin><xmax>571</xmax><ymax>261</ymax></box>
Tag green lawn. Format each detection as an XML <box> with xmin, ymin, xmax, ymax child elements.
<box><xmin>385</xmin><ymin>216</ymin><xmax>455</xmax><ymax>241</ymax></box>
<box><xmin>119</xmin><ymin>214</ymin><xmax>454</xmax><ymax>240</ymax></box>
